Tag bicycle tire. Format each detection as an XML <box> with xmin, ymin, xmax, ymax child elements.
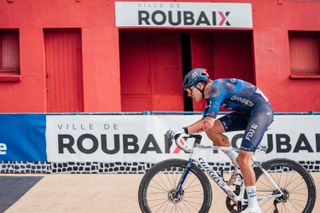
<box><xmin>254</xmin><ymin>158</ymin><xmax>316</xmax><ymax>213</ymax></box>
<box><xmin>138</xmin><ymin>159</ymin><xmax>212</xmax><ymax>213</ymax></box>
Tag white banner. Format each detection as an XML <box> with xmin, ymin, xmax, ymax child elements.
<box><xmin>46</xmin><ymin>115</ymin><xmax>320</xmax><ymax>163</ymax></box>
<box><xmin>115</xmin><ymin>2</ymin><xmax>252</xmax><ymax>28</ymax></box>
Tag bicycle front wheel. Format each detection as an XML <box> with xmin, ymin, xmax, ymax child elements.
<box><xmin>254</xmin><ymin>158</ymin><xmax>316</xmax><ymax>213</ymax></box>
<box><xmin>138</xmin><ymin>159</ymin><xmax>212</xmax><ymax>213</ymax></box>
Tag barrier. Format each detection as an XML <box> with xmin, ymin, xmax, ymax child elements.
<box><xmin>0</xmin><ymin>114</ymin><xmax>46</xmax><ymax>161</ymax></box>
<box><xmin>0</xmin><ymin>112</ymin><xmax>319</xmax><ymax>173</ymax></box>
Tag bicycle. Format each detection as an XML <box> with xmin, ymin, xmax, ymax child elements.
<box><xmin>138</xmin><ymin>134</ymin><xmax>316</xmax><ymax>213</ymax></box>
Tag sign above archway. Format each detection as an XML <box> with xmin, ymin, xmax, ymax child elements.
<box><xmin>115</xmin><ymin>2</ymin><xmax>252</xmax><ymax>29</ymax></box>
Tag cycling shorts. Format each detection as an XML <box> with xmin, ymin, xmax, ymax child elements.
<box><xmin>218</xmin><ymin>103</ymin><xmax>273</xmax><ymax>152</ymax></box>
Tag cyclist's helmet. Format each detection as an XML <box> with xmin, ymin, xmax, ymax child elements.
<box><xmin>183</xmin><ymin>68</ymin><xmax>209</xmax><ymax>89</ymax></box>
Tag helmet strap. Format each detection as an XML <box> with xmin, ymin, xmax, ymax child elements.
<box><xmin>195</xmin><ymin>81</ymin><xmax>208</xmax><ymax>99</ymax></box>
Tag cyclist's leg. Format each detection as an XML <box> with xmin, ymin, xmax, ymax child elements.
<box><xmin>240</xmin><ymin>104</ymin><xmax>273</xmax><ymax>153</ymax></box>
<box><xmin>237</xmin><ymin>103</ymin><xmax>273</xmax><ymax>212</ymax></box>
<box><xmin>205</xmin><ymin>121</ymin><xmax>230</xmax><ymax>146</ymax></box>
<box><xmin>205</xmin><ymin>112</ymin><xmax>249</xmax><ymax>146</ymax></box>
<box><xmin>237</xmin><ymin>151</ymin><xmax>255</xmax><ymax>184</ymax></box>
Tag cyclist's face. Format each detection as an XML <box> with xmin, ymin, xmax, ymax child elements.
<box><xmin>185</xmin><ymin>86</ymin><xmax>202</xmax><ymax>102</ymax></box>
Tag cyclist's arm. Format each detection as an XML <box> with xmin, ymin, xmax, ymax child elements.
<box><xmin>203</xmin><ymin>80</ymin><xmax>226</xmax><ymax>118</ymax></box>
<box><xmin>183</xmin><ymin>117</ymin><xmax>216</xmax><ymax>134</ymax></box>
<box><xmin>184</xmin><ymin>81</ymin><xmax>226</xmax><ymax>134</ymax></box>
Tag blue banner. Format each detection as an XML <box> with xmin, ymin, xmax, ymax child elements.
<box><xmin>0</xmin><ymin>114</ymin><xmax>46</xmax><ymax>161</ymax></box>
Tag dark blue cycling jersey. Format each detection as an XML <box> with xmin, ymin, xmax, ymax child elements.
<box><xmin>202</xmin><ymin>78</ymin><xmax>273</xmax><ymax>151</ymax></box>
<box><xmin>203</xmin><ymin>78</ymin><xmax>269</xmax><ymax>118</ymax></box>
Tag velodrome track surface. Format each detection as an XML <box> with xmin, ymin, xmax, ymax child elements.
<box><xmin>2</xmin><ymin>173</ymin><xmax>320</xmax><ymax>213</ymax></box>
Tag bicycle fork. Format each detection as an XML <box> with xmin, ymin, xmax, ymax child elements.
<box><xmin>174</xmin><ymin>159</ymin><xmax>194</xmax><ymax>199</ymax></box>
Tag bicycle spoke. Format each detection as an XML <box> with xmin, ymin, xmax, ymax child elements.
<box><xmin>152</xmin><ymin>174</ymin><xmax>171</xmax><ymax>192</ymax></box>
<box><xmin>160</xmin><ymin>173</ymin><xmax>174</xmax><ymax>191</ymax></box>
<box><xmin>172</xmin><ymin>172</ymin><xmax>178</xmax><ymax>188</ymax></box>
<box><xmin>151</xmin><ymin>198</ymin><xmax>170</xmax><ymax>211</ymax></box>
<box><xmin>288</xmin><ymin>179</ymin><xmax>306</xmax><ymax>191</ymax></box>
<box><xmin>289</xmin><ymin>196</ymin><xmax>308</xmax><ymax>204</ymax></box>
<box><xmin>183</xmin><ymin>175</ymin><xmax>197</xmax><ymax>188</ymax></box>
<box><xmin>176</xmin><ymin>202</ymin><xmax>186</xmax><ymax>213</ymax></box>
<box><xmin>180</xmin><ymin>198</ymin><xmax>194</xmax><ymax>213</ymax></box>
<box><xmin>277</xmin><ymin>170</ymin><xmax>283</xmax><ymax>185</ymax></box>
<box><xmin>181</xmin><ymin>198</ymin><xmax>201</xmax><ymax>211</ymax></box>
<box><xmin>258</xmin><ymin>199</ymin><xmax>269</xmax><ymax>208</ymax></box>
<box><xmin>184</xmin><ymin>189</ymin><xmax>204</xmax><ymax>194</ymax></box>
<box><xmin>288</xmin><ymin>199</ymin><xmax>305</xmax><ymax>212</ymax></box>
<box><xmin>149</xmin><ymin>184</ymin><xmax>169</xmax><ymax>193</ymax></box>
<box><xmin>144</xmin><ymin>163</ymin><xmax>207</xmax><ymax>213</ymax></box>
<box><xmin>169</xmin><ymin>202</ymin><xmax>175</xmax><ymax>213</ymax></box>
<box><xmin>284</xmin><ymin>171</ymin><xmax>295</xmax><ymax>188</ymax></box>
<box><xmin>255</xmin><ymin>160</ymin><xmax>315</xmax><ymax>213</ymax></box>
<box><xmin>279</xmin><ymin>203</ymin><xmax>288</xmax><ymax>213</ymax></box>
<box><xmin>289</xmin><ymin>189</ymin><xmax>308</xmax><ymax>195</ymax></box>
<box><xmin>289</xmin><ymin>186</ymin><xmax>308</xmax><ymax>194</ymax></box>
<box><xmin>285</xmin><ymin>175</ymin><xmax>303</xmax><ymax>189</ymax></box>
<box><xmin>259</xmin><ymin>200</ymin><xmax>275</xmax><ymax>213</ymax></box>
<box><xmin>165</xmin><ymin>172</ymin><xmax>175</xmax><ymax>188</ymax></box>
<box><xmin>156</xmin><ymin>200</ymin><xmax>170</xmax><ymax>213</ymax></box>
<box><xmin>184</xmin><ymin>182</ymin><xmax>202</xmax><ymax>191</ymax></box>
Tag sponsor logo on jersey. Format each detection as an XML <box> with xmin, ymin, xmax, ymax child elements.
<box><xmin>231</xmin><ymin>95</ymin><xmax>254</xmax><ymax>107</ymax></box>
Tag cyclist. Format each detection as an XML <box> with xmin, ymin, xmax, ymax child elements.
<box><xmin>166</xmin><ymin>68</ymin><xmax>273</xmax><ymax>213</ymax></box>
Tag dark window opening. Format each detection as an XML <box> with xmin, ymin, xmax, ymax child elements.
<box><xmin>0</xmin><ymin>30</ymin><xmax>20</xmax><ymax>74</ymax></box>
<box><xmin>181</xmin><ymin>32</ymin><xmax>193</xmax><ymax>111</ymax></box>
<box><xmin>289</xmin><ymin>32</ymin><xmax>320</xmax><ymax>75</ymax></box>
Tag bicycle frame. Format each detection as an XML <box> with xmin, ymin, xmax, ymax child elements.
<box><xmin>174</xmin><ymin>138</ymin><xmax>285</xmax><ymax>210</ymax></box>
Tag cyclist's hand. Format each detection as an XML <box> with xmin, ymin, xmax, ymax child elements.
<box><xmin>165</xmin><ymin>129</ymin><xmax>181</xmax><ymax>141</ymax></box>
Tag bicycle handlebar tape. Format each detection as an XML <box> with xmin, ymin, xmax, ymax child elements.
<box><xmin>173</xmin><ymin>133</ymin><xmax>182</xmax><ymax>140</ymax></box>
<box><xmin>183</xmin><ymin>127</ymin><xmax>189</xmax><ymax>134</ymax></box>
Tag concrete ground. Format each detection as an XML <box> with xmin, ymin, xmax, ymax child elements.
<box><xmin>2</xmin><ymin>173</ymin><xmax>320</xmax><ymax>213</ymax></box>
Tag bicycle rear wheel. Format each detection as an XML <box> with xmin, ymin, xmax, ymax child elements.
<box><xmin>254</xmin><ymin>158</ymin><xmax>316</xmax><ymax>213</ymax></box>
<box><xmin>138</xmin><ymin>159</ymin><xmax>212</xmax><ymax>213</ymax></box>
